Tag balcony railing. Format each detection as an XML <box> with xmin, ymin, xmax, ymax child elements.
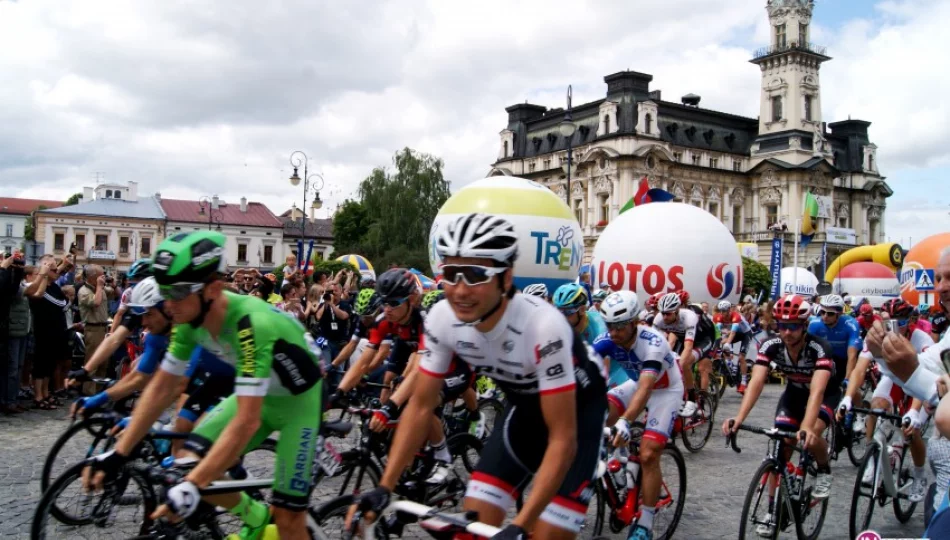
<box><xmin>753</xmin><ymin>41</ymin><xmax>827</xmax><ymax>60</ymax></box>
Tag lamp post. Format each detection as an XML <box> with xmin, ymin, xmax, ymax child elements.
<box><xmin>198</xmin><ymin>195</ymin><xmax>223</xmax><ymax>231</ymax></box>
<box><xmin>559</xmin><ymin>85</ymin><xmax>577</xmax><ymax>214</ymax></box>
<box><xmin>288</xmin><ymin>150</ymin><xmax>325</xmax><ymax>249</ymax></box>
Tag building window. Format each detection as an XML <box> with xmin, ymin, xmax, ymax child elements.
<box><xmin>692</xmin><ymin>154</ymin><xmax>701</xmax><ymax>166</ymax></box>
<box><xmin>105</xmin><ymin>190</ymin><xmax>113</xmax><ymax>198</ymax></box>
<box><xmin>709</xmin><ymin>202</ymin><xmax>719</xmax><ymax>218</ymax></box>
<box><xmin>237</xmin><ymin>244</ymin><xmax>247</xmax><ymax>262</ymax></box>
<box><xmin>771</xmin><ymin>96</ymin><xmax>783</xmax><ymax>122</ymax></box>
<box><xmin>4</xmin><ymin>223</ymin><xmax>12</xmax><ymax>237</ymax></box>
<box><xmin>673</xmin><ymin>152</ymin><xmax>682</xmax><ymax>163</ymax></box>
<box><xmin>574</xmin><ymin>200</ymin><xmax>584</xmax><ymax>226</ymax></box>
<box><xmin>114</xmin><ymin>191</ymin><xmax>121</xmax><ymax>199</ymax></box>
<box><xmin>95</xmin><ymin>234</ymin><xmax>108</xmax><ymax>249</ymax></box>
<box><xmin>804</xmin><ymin>95</ymin><xmax>813</xmax><ymax>121</ymax></box>
<box><xmin>799</xmin><ymin>23</ymin><xmax>808</xmax><ymax>44</ymax></box>
<box><xmin>141</xmin><ymin>237</ymin><xmax>151</xmax><ymax>255</ymax></box>
<box><xmin>119</xmin><ymin>236</ymin><xmax>129</xmax><ymax>254</ymax></box>
<box><xmin>528</xmin><ymin>162</ymin><xmax>536</xmax><ymax>173</ymax></box>
<box><xmin>75</xmin><ymin>233</ymin><xmax>85</xmax><ymax>251</ymax></box>
<box><xmin>766</xmin><ymin>205</ymin><xmax>779</xmax><ymax>227</ymax></box>
<box><xmin>54</xmin><ymin>233</ymin><xmax>64</xmax><ymax>251</ymax></box>
<box><xmin>868</xmin><ymin>153</ymin><xmax>875</xmax><ymax>172</ymax></box>
<box><xmin>543</xmin><ymin>159</ymin><xmax>551</xmax><ymax>169</ymax></box>
<box><xmin>869</xmin><ymin>219</ymin><xmax>879</xmax><ymax>244</ymax></box>
<box><xmin>775</xmin><ymin>23</ymin><xmax>786</xmax><ymax>48</ymax></box>
<box><xmin>644</xmin><ymin>114</ymin><xmax>652</xmax><ymax>135</ymax></box>
<box><xmin>692</xmin><ymin>200</ymin><xmax>702</xmax><ymax>208</ymax></box>
<box><xmin>503</xmin><ymin>141</ymin><xmax>508</xmax><ymax>158</ymax></box>
<box><xmin>600</xmin><ymin>194</ymin><xmax>610</xmax><ymax>223</ymax></box>
<box><xmin>264</xmin><ymin>245</ymin><xmax>274</xmax><ymax>264</ymax></box>
<box><xmin>603</xmin><ymin>114</ymin><xmax>611</xmax><ymax>133</ymax></box>
<box><xmin>733</xmin><ymin>160</ymin><xmax>742</xmax><ymax>172</ymax></box>
<box><xmin>838</xmin><ymin>216</ymin><xmax>848</xmax><ymax>228</ymax></box>
<box><xmin>732</xmin><ymin>207</ymin><xmax>742</xmax><ymax>233</ymax></box>
<box><xmin>709</xmin><ymin>158</ymin><xmax>719</xmax><ymax>169</ymax></box>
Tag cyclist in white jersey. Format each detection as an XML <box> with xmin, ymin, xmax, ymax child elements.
<box><xmin>350</xmin><ymin>213</ymin><xmax>607</xmax><ymax>540</ymax></box>
<box><xmin>652</xmin><ymin>292</ymin><xmax>702</xmax><ymax>417</ymax></box>
<box><xmin>596</xmin><ymin>291</ymin><xmax>683</xmax><ymax>540</ymax></box>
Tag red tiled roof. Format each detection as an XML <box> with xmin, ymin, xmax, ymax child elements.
<box><xmin>0</xmin><ymin>197</ymin><xmax>65</xmax><ymax>216</ymax></box>
<box><xmin>160</xmin><ymin>198</ymin><xmax>283</xmax><ymax>228</ymax></box>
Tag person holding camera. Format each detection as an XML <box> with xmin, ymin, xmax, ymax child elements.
<box><xmin>77</xmin><ymin>264</ymin><xmax>114</xmax><ymax>394</ymax></box>
<box><xmin>315</xmin><ymin>281</ymin><xmax>351</xmax><ymax>360</ymax></box>
<box><xmin>1</xmin><ymin>252</ymin><xmax>28</xmax><ymax>414</ymax></box>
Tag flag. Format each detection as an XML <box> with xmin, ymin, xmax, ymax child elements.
<box><xmin>619</xmin><ymin>176</ymin><xmax>675</xmax><ymax>215</ymax></box>
<box><xmin>801</xmin><ymin>191</ymin><xmax>819</xmax><ymax>247</ymax></box>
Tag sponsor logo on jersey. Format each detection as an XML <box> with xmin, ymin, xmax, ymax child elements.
<box><xmin>456</xmin><ymin>340</ymin><xmax>477</xmax><ymax>350</ymax></box>
<box><xmin>534</xmin><ymin>338</ymin><xmax>564</xmax><ymax>364</ymax></box>
<box><xmin>546</xmin><ymin>364</ymin><xmax>565</xmax><ymax>378</ymax></box>
<box><xmin>275</xmin><ymin>352</ymin><xmax>306</xmax><ymax>387</ymax></box>
<box><xmin>706</xmin><ymin>262</ymin><xmax>741</xmax><ymax>300</ymax></box>
<box><xmin>502</xmin><ymin>340</ymin><xmax>515</xmax><ymax>353</ymax></box>
<box><xmin>192</xmin><ymin>246</ymin><xmax>224</xmax><ymax>268</ymax></box>
<box><xmin>291</xmin><ymin>427</ymin><xmax>314</xmax><ymax>492</ymax></box>
<box><xmin>237</xmin><ymin>316</ymin><xmax>256</xmax><ymax>377</ymax></box>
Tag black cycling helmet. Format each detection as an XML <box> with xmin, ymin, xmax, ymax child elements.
<box><xmin>375</xmin><ymin>268</ymin><xmax>417</xmax><ymax>301</ymax></box>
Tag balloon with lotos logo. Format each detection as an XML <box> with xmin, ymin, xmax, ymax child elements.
<box><xmin>428</xmin><ymin>177</ymin><xmax>583</xmax><ymax>291</ymax></box>
<box><xmin>899</xmin><ymin>232</ymin><xmax>950</xmax><ymax>305</ymax></box>
<box><xmin>591</xmin><ymin>202</ymin><xmax>742</xmax><ymax>307</ymax></box>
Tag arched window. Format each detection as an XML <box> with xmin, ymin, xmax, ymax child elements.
<box><xmin>105</xmin><ymin>190</ymin><xmax>113</xmax><ymax>198</ymax></box>
<box><xmin>644</xmin><ymin>114</ymin><xmax>652</xmax><ymax>134</ymax></box>
<box><xmin>603</xmin><ymin>114</ymin><xmax>611</xmax><ymax>134</ymax></box>
<box><xmin>868</xmin><ymin>153</ymin><xmax>874</xmax><ymax>172</ymax></box>
<box><xmin>503</xmin><ymin>140</ymin><xmax>508</xmax><ymax>158</ymax></box>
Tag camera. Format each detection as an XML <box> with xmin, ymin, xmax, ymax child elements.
<box><xmin>886</xmin><ymin>319</ymin><xmax>900</xmax><ymax>334</ymax></box>
<box><xmin>323</xmin><ymin>292</ymin><xmax>332</xmax><ymax>301</ymax></box>
<box><xmin>69</xmin><ymin>242</ymin><xmax>79</xmax><ymax>255</ymax></box>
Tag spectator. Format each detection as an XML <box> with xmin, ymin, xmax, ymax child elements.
<box><xmin>314</xmin><ymin>281</ymin><xmax>351</xmax><ymax>359</ymax></box>
<box><xmin>1</xmin><ymin>253</ymin><xmax>28</xmax><ymax>413</ymax></box>
<box><xmin>282</xmin><ymin>253</ymin><xmax>298</xmax><ymax>282</ymax></box>
<box><xmin>77</xmin><ymin>264</ymin><xmax>114</xmax><ymax>394</ymax></box>
<box><xmin>277</xmin><ymin>282</ymin><xmax>305</xmax><ymax>322</ymax></box>
<box><xmin>25</xmin><ymin>255</ymin><xmax>70</xmax><ymax>409</ymax></box>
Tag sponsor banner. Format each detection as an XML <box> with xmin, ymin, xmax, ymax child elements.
<box><xmin>826</xmin><ymin>226</ymin><xmax>857</xmax><ymax>245</ymax></box>
<box><xmin>769</xmin><ymin>236</ymin><xmax>783</xmax><ymax>300</ymax></box>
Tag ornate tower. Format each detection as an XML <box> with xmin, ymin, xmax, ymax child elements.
<box><xmin>750</xmin><ymin>0</ymin><xmax>832</xmax><ymax>165</ymax></box>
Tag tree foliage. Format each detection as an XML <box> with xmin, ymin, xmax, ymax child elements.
<box><xmin>23</xmin><ymin>205</ymin><xmax>49</xmax><ymax>242</ymax></box>
<box><xmin>742</xmin><ymin>256</ymin><xmax>772</xmax><ymax>298</ymax></box>
<box><xmin>332</xmin><ymin>200</ymin><xmax>374</xmax><ymax>254</ymax></box>
<box><xmin>64</xmin><ymin>193</ymin><xmax>83</xmax><ymax>206</ymax></box>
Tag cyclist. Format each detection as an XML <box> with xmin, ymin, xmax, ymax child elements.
<box><xmin>717</xmin><ymin>300</ymin><xmax>754</xmax><ymax>395</ymax></box>
<box><xmin>909</xmin><ymin>306</ymin><xmax>934</xmax><ymax>337</ymax></box>
<box><xmin>723</xmin><ymin>294</ymin><xmax>837</xmax><ymax>536</ymax></box>
<box><xmin>523</xmin><ymin>283</ymin><xmax>550</xmax><ymax>301</ymax></box>
<box><xmin>591</xmin><ymin>289</ymin><xmax>609</xmax><ymax>312</ymax></box>
<box><xmin>839</xmin><ymin>298</ymin><xmax>934</xmax><ymax>501</ymax></box>
<box><xmin>932</xmin><ymin>305</ymin><xmax>949</xmax><ymax>339</ymax></box>
<box><xmin>596</xmin><ymin>291</ymin><xmax>682</xmax><ymax>540</ymax></box>
<box><xmin>352</xmin><ymin>213</ymin><xmax>607</xmax><ymax>539</ymax></box>
<box><xmin>856</xmin><ymin>303</ymin><xmax>881</xmax><ymax>339</ymax></box>
<box><xmin>653</xmin><ymin>292</ymin><xmax>714</xmax><ymax>417</ymax></box>
<box><xmin>85</xmin><ymin>231</ymin><xmax>325</xmax><ymax>540</ymax></box>
<box><xmin>108</xmin><ymin>257</ymin><xmax>153</xmax><ymax>335</ymax></box>
<box><xmin>330</xmin><ymin>289</ymin><xmax>389</xmax><ymax>375</ymax></box>
<box><xmin>808</xmin><ymin>294</ymin><xmax>862</xmax><ymax>390</ymax></box>
<box><xmin>553</xmin><ymin>283</ymin><xmax>608</xmax><ymax>347</ymax></box>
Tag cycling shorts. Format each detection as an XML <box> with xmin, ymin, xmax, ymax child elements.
<box><xmin>180</xmin><ymin>370</ymin><xmax>235</xmax><ymax>423</ymax></box>
<box><xmin>734</xmin><ymin>332</ymin><xmax>752</xmax><ymax>355</ymax></box>
<box><xmin>384</xmin><ymin>345</ymin><xmax>412</xmax><ymax>376</ymax></box>
<box><xmin>465</xmin><ymin>395</ymin><xmax>607</xmax><ymax>533</ymax></box>
<box><xmin>871</xmin><ymin>377</ymin><xmax>911</xmax><ymax>413</ymax></box>
<box><xmin>671</xmin><ymin>335</ymin><xmax>714</xmax><ymax>362</ymax></box>
<box><xmin>774</xmin><ymin>385</ymin><xmax>840</xmax><ymax>432</ymax></box>
<box><xmin>606</xmin><ymin>379</ymin><xmax>683</xmax><ymax>444</ymax></box>
<box><xmin>185</xmin><ymin>382</ymin><xmax>323</xmax><ymax>510</ymax></box>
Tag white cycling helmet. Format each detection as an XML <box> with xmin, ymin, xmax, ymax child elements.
<box><xmin>128</xmin><ymin>277</ymin><xmax>164</xmax><ymax>315</ymax></box>
<box><xmin>812</xmin><ymin>303</ymin><xmax>822</xmax><ymax>316</ymax></box>
<box><xmin>657</xmin><ymin>292</ymin><xmax>682</xmax><ymax>314</ymax></box>
<box><xmin>523</xmin><ymin>283</ymin><xmax>548</xmax><ymax>298</ymax></box>
<box><xmin>717</xmin><ymin>300</ymin><xmax>732</xmax><ymax>311</ymax></box>
<box><xmin>820</xmin><ymin>294</ymin><xmax>845</xmax><ymax>312</ymax></box>
<box><xmin>436</xmin><ymin>213</ymin><xmax>519</xmax><ymax>267</ymax></box>
<box><xmin>601</xmin><ymin>291</ymin><xmax>640</xmax><ymax>324</ymax></box>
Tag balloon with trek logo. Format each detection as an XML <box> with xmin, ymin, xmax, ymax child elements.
<box><xmin>428</xmin><ymin>177</ymin><xmax>583</xmax><ymax>290</ymax></box>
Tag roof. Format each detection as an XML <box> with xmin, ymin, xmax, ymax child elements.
<box><xmin>161</xmin><ymin>198</ymin><xmax>282</xmax><ymax>228</ymax></box>
<box><xmin>281</xmin><ymin>217</ymin><xmax>334</xmax><ymax>239</ymax></box>
<box><xmin>43</xmin><ymin>196</ymin><xmax>165</xmax><ymax>220</ymax></box>
<box><xmin>0</xmin><ymin>197</ymin><xmax>64</xmax><ymax>216</ymax></box>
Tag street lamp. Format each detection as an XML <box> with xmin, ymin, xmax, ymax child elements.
<box><xmin>288</xmin><ymin>150</ymin><xmax>326</xmax><ymax>245</ymax></box>
<box><xmin>559</xmin><ymin>85</ymin><xmax>577</xmax><ymax>211</ymax></box>
<box><xmin>198</xmin><ymin>195</ymin><xmax>223</xmax><ymax>231</ymax></box>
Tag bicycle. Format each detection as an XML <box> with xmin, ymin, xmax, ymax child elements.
<box><xmin>675</xmin><ymin>390</ymin><xmax>715</xmax><ymax>453</ymax></box>
<box><xmin>338</xmin><ymin>496</ymin><xmax>502</xmax><ymax>539</ymax></box>
<box><xmin>708</xmin><ymin>349</ymin><xmax>741</xmax><ymax>403</ymax></box>
<box><xmin>727</xmin><ymin>421</ymin><xmax>829</xmax><ymax>540</ymax></box>
<box><xmin>848</xmin><ymin>406</ymin><xmax>918</xmax><ymax>539</ymax></box>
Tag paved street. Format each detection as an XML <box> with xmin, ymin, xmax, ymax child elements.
<box><xmin>0</xmin><ymin>384</ymin><xmax>930</xmax><ymax>539</ymax></box>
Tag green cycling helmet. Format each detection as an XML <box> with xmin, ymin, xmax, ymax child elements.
<box><xmin>127</xmin><ymin>258</ymin><xmax>153</xmax><ymax>281</ymax></box>
<box><xmin>422</xmin><ymin>290</ymin><xmax>445</xmax><ymax>311</ymax></box>
<box><xmin>592</xmin><ymin>289</ymin><xmax>609</xmax><ymax>303</ymax></box>
<box><xmin>152</xmin><ymin>231</ymin><xmax>227</xmax><ymax>287</ymax></box>
<box><xmin>354</xmin><ymin>289</ymin><xmax>383</xmax><ymax>316</ymax></box>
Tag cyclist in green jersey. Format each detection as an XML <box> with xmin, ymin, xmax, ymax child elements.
<box><xmin>85</xmin><ymin>231</ymin><xmax>324</xmax><ymax>540</ymax></box>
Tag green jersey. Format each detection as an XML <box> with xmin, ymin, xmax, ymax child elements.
<box><xmin>161</xmin><ymin>292</ymin><xmax>323</xmax><ymax>397</ymax></box>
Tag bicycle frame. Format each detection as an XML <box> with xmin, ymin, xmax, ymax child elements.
<box><xmin>599</xmin><ymin>428</ymin><xmax>677</xmax><ymax>529</ymax></box>
<box><xmin>855</xmin><ymin>407</ymin><xmax>907</xmax><ymax>500</ymax></box>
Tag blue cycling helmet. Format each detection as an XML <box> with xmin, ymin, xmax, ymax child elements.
<box><xmin>552</xmin><ymin>283</ymin><xmax>589</xmax><ymax>310</ymax></box>
<box><xmin>919</xmin><ymin>304</ymin><xmax>931</xmax><ymax>316</ymax></box>
<box><xmin>127</xmin><ymin>258</ymin><xmax>153</xmax><ymax>281</ymax></box>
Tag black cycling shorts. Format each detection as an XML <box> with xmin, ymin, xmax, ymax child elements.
<box><xmin>180</xmin><ymin>370</ymin><xmax>235</xmax><ymax>423</ymax></box>
<box><xmin>734</xmin><ymin>332</ymin><xmax>752</xmax><ymax>355</ymax></box>
<box><xmin>465</xmin><ymin>393</ymin><xmax>607</xmax><ymax>534</ymax></box>
<box><xmin>774</xmin><ymin>385</ymin><xmax>841</xmax><ymax>432</ymax></box>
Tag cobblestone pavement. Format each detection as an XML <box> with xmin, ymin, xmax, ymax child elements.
<box><xmin>1</xmin><ymin>385</ymin><xmax>930</xmax><ymax>539</ymax></box>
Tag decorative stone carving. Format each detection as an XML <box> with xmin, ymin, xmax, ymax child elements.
<box><xmin>835</xmin><ymin>203</ymin><xmax>848</xmax><ymax>219</ymax></box>
<box><xmin>868</xmin><ymin>207</ymin><xmax>882</xmax><ymax>220</ymax></box>
<box><xmin>671</xmin><ymin>183</ymin><xmax>686</xmax><ymax>200</ymax></box>
<box><xmin>595</xmin><ymin>177</ymin><xmax>612</xmax><ymax>194</ymax></box>
<box><xmin>690</xmin><ymin>185</ymin><xmax>704</xmax><ymax>201</ymax></box>
<box><xmin>708</xmin><ymin>186</ymin><xmax>722</xmax><ymax>201</ymax></box>
<box><xmin>554</xmin><ymin>186</ymin><xmax>566</xmax><ymax>199</ymax></box>
<box><xmin>761</xmin><ymin>187</ymin><xmax>782</xmax><ymax>204</ymax></box>
<box><xmin>571</xmin><ymin>181</ymin><xmax>584</xmax><ymax>197</ymax></box>
<box><xmin>731</xmin><ymin>187</ymin><xmax>746</xmax><ymax>201</ymax></box>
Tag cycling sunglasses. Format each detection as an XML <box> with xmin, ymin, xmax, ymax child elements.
<box><xmin>777</xmin><ymin>322</ymin><xmax>804</xmax><ymax>332</ymax></box>
<box><xmin>382</xmin><ymin>297</ymin><xmax>409</xmax><ymax>308</ymax></box>
<box><xmin>559</xmin><ymin>307</ymin><xmax>582</xmax><ymax>316</ymax></box>
<box><xmin>819</xmin><ymin>310</ymin><xmax>840</xmax><ymax>317</ymax></box>
<box><xmin>607</xmin><ymin>321</ymin><xmax>631</xmax><ymax>330</ymax></box>
<box><xmin>160</xmin><ymin>282</ymin><xmax>205</xmax><ymax>301</ymax></box>
<box><xmin>440</xmin><ymin>264</ymin><xmax>507</xmax><ymax>286</ymax></box>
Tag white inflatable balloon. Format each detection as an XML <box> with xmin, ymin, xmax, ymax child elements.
<box><xmin>429</xmin><ymin>177</ymin><xmax>583</xmax><ymax>290</ymax></box>
<box><xmin>591</xmin><ymin>202</ymin><xmax>742</xmax><ymax>306</ymax></box>
<box><xmin>833</xmin><ymin>261</ymin><xmax>900</xmax><ymax>308</ymax></box>
<box><xmin>779</xmin><ymin>267</ymin><xmax>819</xmax><ymax>297</ymax></box>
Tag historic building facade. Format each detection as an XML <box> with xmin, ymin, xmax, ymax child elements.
<box><xmin>489</xmin><ymin>0</ymin><xmax>892</xmax><ymax>268</ymax></box>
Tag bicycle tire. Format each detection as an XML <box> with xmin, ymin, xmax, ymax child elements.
<box><xmin>447</xmin><ymin>432</ymin><xmax>482</xmax><ymax>473</ymax></box>
<box><xmin>311</xmin><ymin>494</ymin><xmax>387</xmax><ymax>538</ymax></box>
<box><xmin>850</xmin><ymin>444</ymin><xmax>879</xmax><ymax>540</ymax></box>
<box><xmin>31</xmin><ymin>461</ymin><xmax>156</xmax><ymax>540</ymax></box>
<box><xmin>41</xmin><ymin>415</ymin><xmax>118</xmax><ymax>524</ymax></box>
<box><xmin>738</xmin><ymin>460</ymin><xmax>783</xmax><ymax>540</ymax></box>
<box><xmin>477</xmin><ymin>397</ymin><xmax>505</xmax><ymax>440</ymax></box>
<box><xmin>892</xmin><ymin>443</ymin><xmax>917</xmax><ymax>522</ymax></box>
<box><xmin>651</xmin><ymin>444</ymin><xmax>686</xmax><ymax>540</ymax></box>
<box><xmin>679</xmin><ymin>393</ymin><xmax>714</xmax><ymax>453</ymax></box>
<box><xmin>794</xmin><ymin>466</ymin><xmax>828</xmax><ymax>540</ymax></box>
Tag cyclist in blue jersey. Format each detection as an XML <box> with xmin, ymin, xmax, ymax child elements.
<box><xmin>553</xmin><ymin>283</ymin><xmax>607</xmax><ymax>346</ymax></box>
<box><xmin>807</xmin><ymin>294</ymin><xmax>862</xmax><ymax>386</ymax></box>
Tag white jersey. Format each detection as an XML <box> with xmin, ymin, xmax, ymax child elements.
<box><xmin>594</xmin><ymin>325</ymin><xmax>683</xmax><ymax>392</ymax></box>
<box><xmin>419</xmin><ymin>294</ymin><xmax>604</xmax><ymax>401</ymax></box>
<box><xmin>860</xmin><ymin>328</ymin><xmax>934</xmax><ymax>361</ymax></box>
<box><xmin>652</xmin><ymin>308</ymin><xmax>698</xmax><ymax>342</ymax></box>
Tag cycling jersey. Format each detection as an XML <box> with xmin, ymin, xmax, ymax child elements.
<box><xmin>593</xmin><ymin>331</ymin><xmax>631</xmax><ymax>388</ymax></box>
<box><xmin>349</xmin><ymin>314</ymin><xmax>390</xmax><ymax>346</ymax></box>
<box><xmin>912</xmin><ymin>318</ymin><xmax>933</xmax><ymax>335</ymax></box>
<box><xmin>653</xmin><ymin>308</ymin><xmax>699</xmax><ymax>343</ymax></box>
<box><xmin>756</xmin><ymin>334</ymin><xmax>836</xmax><ymax>389</ymax></box>
<box><xmin>134</xmin><ymin>332</ymin><xmax>170</xmax><ymax>375</ymax></box>
<box><xmin>807</xmin><ymin>314</ymin><xmax>862</xmax><ymax>363</ymax></box>
<box><xmin>580</xmin><ymin>309</ymin><xmax>608</xmax><ymax>346</ymax></box>
<box><xmin>727</xmin><ymin>311</ymin><xmax>753</xmax><ymax>335</ymax></box>
<box><xmin>933</xmin><ymin>312</ymin><xmax>949</xmax><ymax>336</ymax></box>
<box><xmin>372</xmin><ymin>308</ymin><xmax>424</xmax><ymax>374</ymax></box>
<box><xmin>593</xmin><ymin>326</ymin><xmax>683</xmax><ymax>391</ymax></box>
<box><xmin>857</xmin><ymin>314</ymin><xmax>882</xmax><ymax>338</ymax></box>
<box><xmin>861</xmin><ymin>327</ymin><xmax>933</xmax><ymax>409</ymax></box>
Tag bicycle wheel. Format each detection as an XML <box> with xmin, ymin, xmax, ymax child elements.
<box><xmin>32</xmin><ymin>461</ymin><xmax>156</xmax><ymax>539</ymax></box>
<box><xmin>447</xmin><ymin>432</ymin><xmax>482</xmax><ymax>476</ymax></box>
<box><xmin>578</xmin><ymin>480</ymin><xmax>606</xmax><ymax>538</ymax></box>
<box><xmin>679</xmin><ymin>393</ymin><xmax>714</xmax><ymax>453</ymax></box>
<box><xmin>477</xmin><ymin>397</ymin><xmax>505</xmax><ymax>440</ymax></box>
<box><xmin>41</xmin><ymin>415</ymin><xmax>118</xmax><ymax>523</ymax></box>
<box><xmin>738</xmin><ymin>460</ymin><xmax>784</xmax><ymax>540</ymax></box>
<box><xmin>651</xmin><ymin>444</ymin><xmax>686</xmax><ymax>540</ymax></box>
<box><xmin>892</xmin><ymin>443</ymin><xmax>917</xmax><ymax>522</ymax></box>
<box><xmin>311</xmin><ymin>494</ymin><xmax>387</xmax><ymax>538</ymax></box>
<box><xmin>849</xmin><ymin>444</ymin><xmax>880</xmax><ymax>540</ymax></box>
<box><xmin>312</xmin><ymin>449</ymin><xmax>383</xmax><ymax>501</ymax></box>
<box><xmin>847</xmin><ymin>425</ymin><xmax>871</xmax><ymax>467</ymax></box>
<box><xmin>794</xmin><ymin>463</ymin><xmax>828</xmax><ymax>540</ymax></box>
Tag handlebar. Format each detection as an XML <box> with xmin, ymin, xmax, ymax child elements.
<box><xmin>347</xmin><ymin>497</ymin><xmax>501</xmax><ymax>540</ymax></box>
<box><xmin>725</xmin><ymin>420</ymin><xmax>801</xmax><ymax>454</ymax></box>
<box><xmin>852</xmin><ymin>407</ymin><xmax>905</xmax><ymax>424</ymax></box>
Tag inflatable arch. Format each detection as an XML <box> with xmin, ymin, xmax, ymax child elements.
<box><xmin>824</xmin><ymin>243</ymin><xmax>903</xmax><ymax>283</ymax></box>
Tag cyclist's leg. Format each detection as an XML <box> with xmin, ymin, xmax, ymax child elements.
<box><xmin>637</xmin><ymin>389</ymin><xmax>678</xmax><ymax>536</ymax></box>
<box><xmin>463</xmin><ymin>404</ymin><xmax>530</xmax><ymax>527</ymax></box>
<box><xmin>868</xmin><ymin>377</ymin><xmax>898</xmax><ymax>442</ymax></box>
<box><xmin>737</xmin><ymin>334</ymin><xmax>751</xmax><ymax>384</ymax></box>
<box><xmin>270</xmin><ymin>385</ymin><xmax>323</xmax><ymax>539</ymax></box>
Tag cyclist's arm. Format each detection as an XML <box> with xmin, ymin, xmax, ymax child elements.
<box><xmin>733</xmin><ymin>350</ymin><xmax>773</xmax><ymax>425</ymax></box>
<box><xmin>379</xmin><ymin>369</ymin><xmax>444</xmax><ymax>490</ymax></box>
<box><xmin>187</xmin><ymin>395</ymin><xmax>263</xmax><ymax>487</ymax></box>
<box><xmin>103</xmin><ymin>370</ymin><xmax>151</xmax><ymax>402</ymax></box>
<box><xmin>368</xmin><ymin>342</ymin><xmax>392</xmax><ymax>370</ymax></box>
<box><xmin>337</xmin><ymin>340</ymin><xmax>386</xmax><ymax>392</ymax></box>
<box><xmin>844</xmin><ymin>355</ymin><xmax>871</xmax><ymax>402</ymax></box>
<box><xmin>332</xmin><ymin>339</ymin><xmax>357</xmax><ymax>367</ymax></box>
<box><xmin>80</xmin><ymin>326</ymin><xmax>132</xmax><ymax>375</ymax></box>
<box><xmin>721</xmin><ymin>327</ymin><xmax>736</xmax><ymax>346</ymax></box>
<box><xmin>109</xmin><ymin>304</ymin><xmax>127</xmax><ymax>333</ymax></box>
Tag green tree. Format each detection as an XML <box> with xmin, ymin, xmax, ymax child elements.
<box><xmin>64</xmin><ymin>192</ymin><xmax>83</xmax><ymax>206</ymax></box>
<box><xmin>742</xmin><ymin>256</ymin><xmax>772</xmax><ymax>298</ymax></box>
<box><xmin>331</xmin><ymin>199</ymin><xmax>374</xmax><ymax>253</ymax></box>
<box><xmin>23</xmin><ymin>205</ymin><xmax>49</xmax><ymax>242</ymax></box>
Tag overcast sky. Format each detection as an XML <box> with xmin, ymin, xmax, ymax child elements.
<box><xmin>1</xmin><ymin>0</ymin><xmax>946</xmax><ymax>246</ymax></box>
